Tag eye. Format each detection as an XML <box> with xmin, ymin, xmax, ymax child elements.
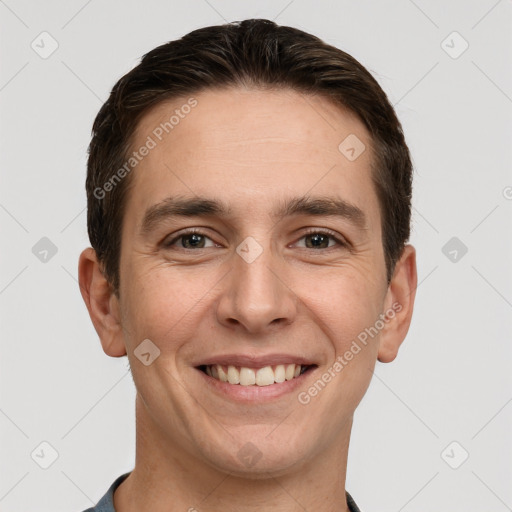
<box><xmin>294</xmin><ymin>229</ymin><xmax>347</xmax><ymax>250</ymax></box>
<box><xmin>162</xmin><ymin>228</ymin><xmax>349</xmax><ymax>251</ymax></box>
<box><xmin>162</xmin><ymin>229</ymin><xmax>218</xmax><ymax>250</ymax></box>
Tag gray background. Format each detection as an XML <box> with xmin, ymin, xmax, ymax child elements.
<box><xmin>1</xmin><ymin>1</ymin><xmax>511</xmax><ymax>511</ymax></box>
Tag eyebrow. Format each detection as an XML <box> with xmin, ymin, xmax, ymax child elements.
<box><xmin>139</xmin><ymin>194</ymin><xmax>367</xmax><ymax>235</ymax></box>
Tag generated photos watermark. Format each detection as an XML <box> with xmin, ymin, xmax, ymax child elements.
<box><xmin>297</xmin><ymin>301</ymin><xmax>403</xmax><ymax>405</ymax></box>
<box><xmin>93</xmin><ymin>97</ymin><xmax>198</xmax><ymax>200</ymax></box>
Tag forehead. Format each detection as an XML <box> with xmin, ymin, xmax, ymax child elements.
<box><xmin>124</xmin><ymin>87</ymin><xmax>379</xmax><ymax>230</ymax></box>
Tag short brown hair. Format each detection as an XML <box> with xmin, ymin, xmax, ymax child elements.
<box><xmin>86</xmin><ymin>18</ymin><xmax>413</xmax><ymax>297</ymax></box>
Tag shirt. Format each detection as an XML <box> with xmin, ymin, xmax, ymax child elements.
<box><xmin>82</xmin><ymin>472</ymin><xmax>362</xmax><ymax>512</ymax></box>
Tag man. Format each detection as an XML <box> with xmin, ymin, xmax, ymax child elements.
<box><xmin>78</xmin><ymin>18</ymin><xmax>417</xmax><ymax>512</ymax></box>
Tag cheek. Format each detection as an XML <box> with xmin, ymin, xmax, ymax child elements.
<box><xmin>120</xmin><ymin>261</ymin><xmax>218</xmax><ymax>351</ymax></box>
<box><xmin>298</xmin><ymin>268</ymin><xmax>383</xmax><ymax>402</ymax></box>
<box><xmin>301</xmin><ymin>267</ymin><xmax>384</xmax><ymax>340</ymax></box>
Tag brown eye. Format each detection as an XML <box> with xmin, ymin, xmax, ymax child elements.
<box><xmin>295</xmin><ymin>230</ymin><xmax>347</xmax><ymax>250</ymax></box>
<box><xmin>163</xmin><ymin>230</ymin><xmax>216</xmax><ymax>249</ymax></box>
<box><xmin>304</xmin><ymin>233</ymin><xmax>332</xmax><ymax>249</ymax></box>
<box><xmin>180</xmin><ymin>233</ymin><xmax>207</xmax><ymax>249</ymax></box>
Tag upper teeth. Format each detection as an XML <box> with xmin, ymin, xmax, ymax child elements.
<box><xmin>205</xmin><ymin>364</ymin><xmax>305</xmax><ymax>386</ymax></box>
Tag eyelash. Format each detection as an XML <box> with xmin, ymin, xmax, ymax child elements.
<box><xmin>162</xmin><ymin>228</ymin><xmax>349</xmax><ymax>251</ymax></box>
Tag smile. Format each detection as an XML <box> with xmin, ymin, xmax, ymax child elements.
<box><xmin>198</xmin><ymin>364</ymin><xmax>315</xmax><ymax>386</ymax></box>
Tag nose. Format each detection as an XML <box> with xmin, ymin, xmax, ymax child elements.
<box><xmin>215</xmin><ymin>238</ymin><xmax>298</xmax><ymax>334</ymax></box>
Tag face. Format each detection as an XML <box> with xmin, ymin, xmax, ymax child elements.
<box><xmin>87</xmin><ymin>87</ymin><xmax>415</xmax><ymax>477</ymax></box>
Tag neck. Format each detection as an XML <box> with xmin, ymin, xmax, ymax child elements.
<box><xmin>114</xmin><ymin>395</ymin><xmax>352</xmax><ymax>512</ymax></box>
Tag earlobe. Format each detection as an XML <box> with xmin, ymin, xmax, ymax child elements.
<box><xmin>78</xmin><ymin>248</ymin><xmax>127</xmax><ymax>357</ymax></box>
<box><xmin>377</xmin><ymin>244</ymin><xmax>417</xmax><ymax>363</ymax></box>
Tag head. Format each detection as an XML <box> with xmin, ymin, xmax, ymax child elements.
<box><xmin>79</xmin><ymin>19</ymin><xmax>417</xmax><ymax>476</ymax></box>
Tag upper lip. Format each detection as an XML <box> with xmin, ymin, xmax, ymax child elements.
<box><xmin>194</xmin><ymin>353</ymin><xmax>317</xmax><ymax>369</ymax></box>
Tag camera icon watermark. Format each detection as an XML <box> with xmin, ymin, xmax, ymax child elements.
<box><xmin>31</xmin><ymin>31</ymin><xmax>59</xmax><ymax>59</ymax></box>
<box><xmin>442</xmin><ymin>236</ymin><xmax>468</xmax><ymax>263</ymax></box>
<box><xmin>134</xmin><ymin>338</ymin><xmax>161</xmax><ymax>366</ymax></box>
<box><xmin>441</xmin><ymin>441</ymin><xmax>469</xmax><ymax>469</ymax></box>
<box><xmin>441</xmin><ymin>31</ymin><xmax>469</xmax><ymax>59</ymax></box>
<box><xmin>31</xmin><ymin>441</ymin><xmax>59</xmax><ymax>469</ymax></box>
<box><xmin>32</xmin><ymin>237</ymin><xmax>58</xmax><ymax>263</ymax></box>
<box><xmin>338</xmin><ymin>134</ymin><xmax>366</xmax><ymax>162</ymax></box>
<box><xmin>237</xmin><ymin>442</ymin><xmax>263</xmax><ymax>468</ymax></box>
<box><xmin>236</xmin><ymin>236</ymin><xmax>263</xmax><ymax>264</ymax></box>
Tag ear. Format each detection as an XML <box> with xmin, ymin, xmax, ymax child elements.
<box><xmin>378</xmin><ymin>244</ymin><xmax>417</xmax><ymax>363</ymax></box>
<box><xmin>78</xmin><ymin>247</ymin><xmax>126</xmax><ymax>357</ymax></box>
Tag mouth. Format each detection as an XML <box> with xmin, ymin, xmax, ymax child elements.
<box><xmin>196</xmin><ymin>363</ymin><xmax>317</xmax><ymax>387</ymax></box>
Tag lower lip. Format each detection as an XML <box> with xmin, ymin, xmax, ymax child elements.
<box><xmin>195</xmin><ymin>367</ymin><xmax>317</xmax><ymax>402</ymax></box>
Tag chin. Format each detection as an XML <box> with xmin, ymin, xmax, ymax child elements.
<box><xmin>198</xmin><ymin>429</ymin><xmax>312</xmax><ymax>479</ymax></box>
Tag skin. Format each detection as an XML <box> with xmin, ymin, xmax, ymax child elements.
<box><xmin>79</xmin><ymin>87</ymin><xmax>417</xmax><ymax>512</ymax></box>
